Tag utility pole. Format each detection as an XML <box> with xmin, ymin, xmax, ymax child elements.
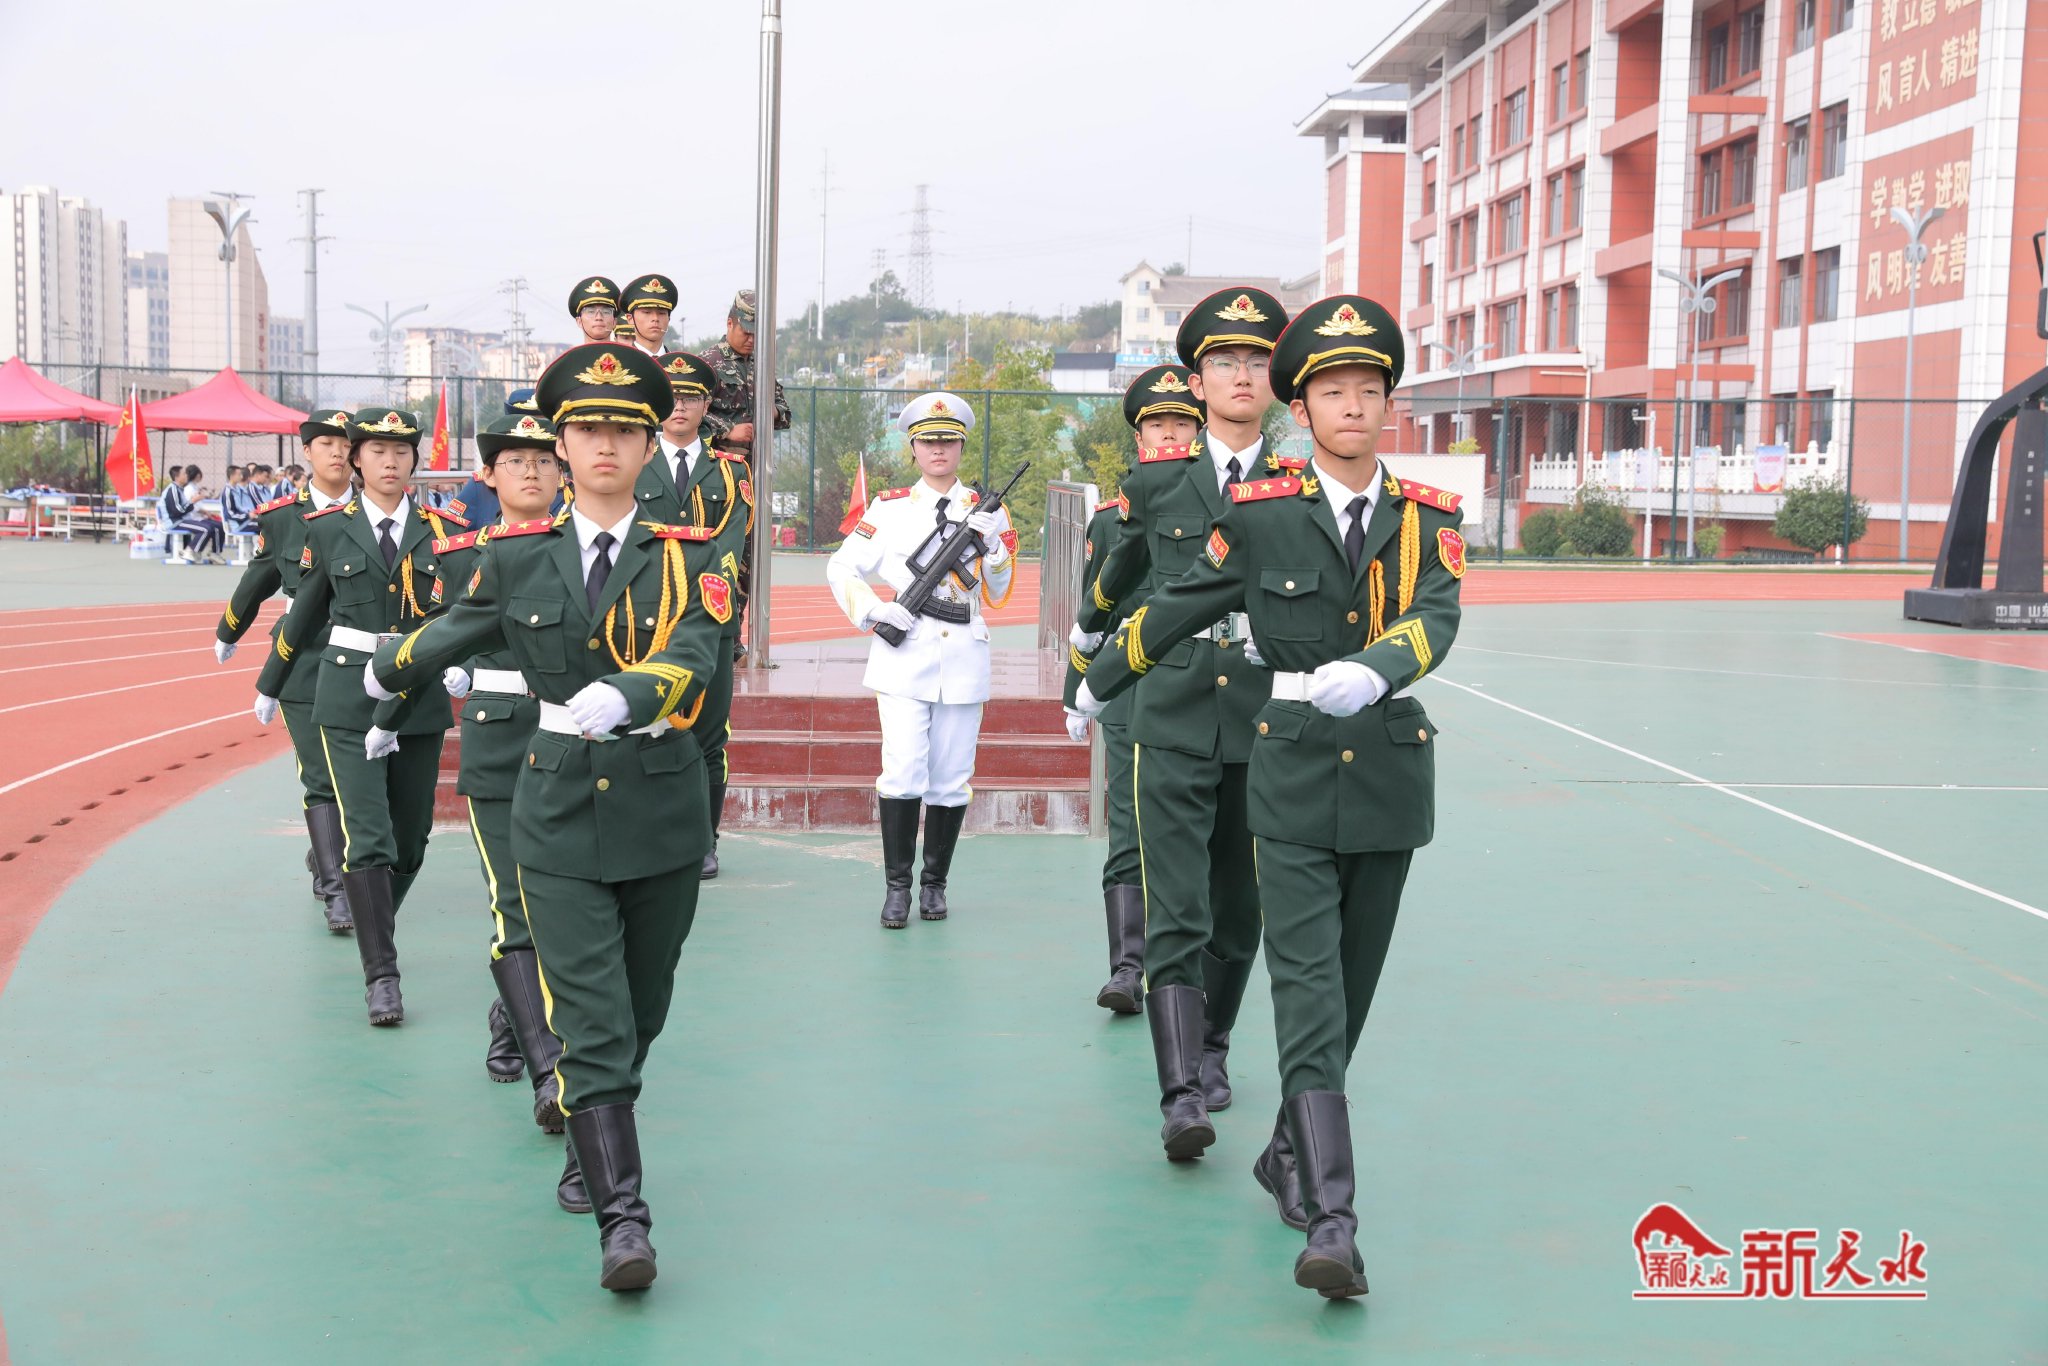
<box><xmin>816</xmin><ymin>151</ymin><xmax>832</xmax><ymax>341</ymax></box>
<box><xmin>746</xmin><ymin>0</ymin><xmax>784</xmax><ymax>664</ymax></box>
<box><xmin>294</xmin><ymin>189</ymin><xmax>331</xmax><ymax>402</ymax></box>
<box><xmin>500</xmin><ymin>277</ymin><xmax>531</xmax><ymax>369</ymax></box>
<box><xmin>1891</xmin><ymin>204</ymin><xmax>1946</xmax><ymax>561</ymax></box>
<box><xmin>907</xmin><ymin>184</ymin><xmax>933</xmax><ymax>311</ymax></box>
<box><xmin>869</xmin><ymin>247</ymin><xmax>887</xmax><ymax>304</ymax></box>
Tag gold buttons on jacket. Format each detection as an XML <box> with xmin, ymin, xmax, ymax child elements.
<box><xmin>1258</xmin><ymin>721</ymin><xmax>1269</xmax><ymax>735</ymax></box>
<box><xmin>596</xmin><ymin>778</ymin><xmax>611</xmax><ymax>791</ymax></box>
<box><xmin>474</xmin><ymin>709</ymin><xmax>486</xmax><ymax>721</ymax></box>
<box><xmin>1346</xmin><ymin>611</ymin><xmax>1359</xmax><ymax>624</ymax></box>
<box><xmin>529</xmin><ymin>614</ymin><xmax>540</xmax><ymax>624</ymax></box>
<box><xmin>1417</xmin><ymin>728</ymin><xmax>1429</xmax><ymax>742</ymax></box>
<box><xmin>336</xmin><ymin>653</ymin><xmax>348</xmax><ymax>664</ymax></box>
<box><xmin>528</xmin><ymin>753</ymin><xmax>536</xmax><ymax>765</ymax></box>
<box><xmin>587</xmin><ymin>638</ymin><xmax>600</xmax><ymax>650</ymax></box>
<box><xmin>1284</xmin><ymin>579</ymin><xmax>1295</xmax><ymax>590</ymax></box>
<box><xmin>387</xmin><ymin>584</ymin><xmax>397</xmax><ymax>593</ymax></box>
<box><xmin>1341</xmin><ymin>750</ymin><xmax>1354</xmax><ymax>763</ymax></box>
<box><xmin>1216</xmin><ymin>675</ymin><xmax>1229</xmax><ymax>686</ymax></box>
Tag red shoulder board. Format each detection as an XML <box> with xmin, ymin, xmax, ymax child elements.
<box><xmin>1137</xmin><ymin>443</ymin><xmax>1195</xmax><ymax>464</ymax></box>
<box><xmin>488</xmin><ymin>518</ymin><xmax>556</xmax><ymax>540</ymax></box>
<box><xmin>650</xmin><ymin>524</ymin><xmax>717</xmax><ymax>541</ymax></box>
<box><xmin>428</xmin><ymin>506</ymin><xmax>470</xmax><ymax>529</ymax></box>
<box><xmin>1228</xmin><ymin>476</ymin><xmax>1301</xmax><ymax>504</ymax></box>
<box><xmin>872</xmin><ymin>487</ymin><xmax>913</xmax><ymax>503</ymax></box>
<box><xmin>302</xmin><ymin>503</ymin><xmax>346</xmax><ymax>522</ymax></box>
<box><xmin>1094</xmin><ymin>499</ymin><xmax>1121</xmax><ymax>513</ymax></box>
<box><xmin>1398</xmin><ymin>479</ymin><xmax>1463</xmax><ymax>513</ymax></box>
<box><xmin>1269</xmin><ymin>455</ymin><xmax>1307</xmax><ymax>472</ymax></box>
<box><xmin>433</xmin><ymin>529</ymin><xmax>483</xmax><ymax>555</ymax></box>
<box><xmin>255</xmin><ymin>492</ymin><xmax>300</xmax><ymax>516</ymax></box>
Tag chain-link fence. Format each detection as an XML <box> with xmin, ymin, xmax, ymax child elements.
<box><xmin>1418</xmin><ymin>394</ymin><xmax>1980</xmax><ymax>564</ymax></box>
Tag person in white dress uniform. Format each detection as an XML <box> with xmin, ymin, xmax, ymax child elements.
<box><xmin>825</xmin><ymin>392</ymin><xmax>1017</xmax><ymax>928</ymax></box>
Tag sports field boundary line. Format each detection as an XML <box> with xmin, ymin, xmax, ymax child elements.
<box><xmin>0</xmin><ymin>711</ymin><xmax>250</xmax><ymax>798</ymax></box>
<box><xmin>1438</xmin><ymin>679</ymin><xmax>2048</xmax><ymax>926</ymax></box>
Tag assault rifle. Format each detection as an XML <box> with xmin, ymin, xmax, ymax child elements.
<box><xmin>874</xmin><ymin>463</ymin><xmax>1029</xmax><ymax>647</ymax></box>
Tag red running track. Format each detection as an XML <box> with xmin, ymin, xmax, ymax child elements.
<box><xmin>0</xmin><ymin>561</ymin><xmax>1914</xmax><ymax>996</ymax></box>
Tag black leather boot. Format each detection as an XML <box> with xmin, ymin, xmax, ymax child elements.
<box><xmin>390</xmin><ymin>868</ymin><xmax>419</xmax><ymax>912</ymax></box>
<box><xmin>700</xmin><ymin>778</ymin><xmax>724</xmax><ymax>879</ymax></box>
<box><xmin>1095</xmin><ymin>884</ymin><xmax>1146</xmax><ymax>1014</ymax></box>
<box><xmin>878</xmin><ymin>796</ymin><xmax>920</xmax><ymax>929</ymax></box>
<box><xmin>1199</xmin><ymin>948</ymin><xmax>1254</xmax><ymax>1111</ymax></box>
<box><xmin>1253</xmin><ymin>1103</ymin><xmax>1309</xmax><ymax>1231</ymax></box>
<box><xmin>485</xmin><ymin>997</ymin><xmax>524</xmax><ymax>1083</ymax></box>
<box><xmin>566</xmin><ymin>1103</ymin><xmax>657</xmax><ymax>1291</ymax></box>
<box><xmin>1148</xmin><ymin>984</ymin><xmax>1216</xmax><ymax>1160</ymax></box>
<box><xmin>491</xmin><ymin>951</ymin><xmax>567</xmax><ymax>1134</ymax></box>
<box><xmin>342</xmin><ymin>867</ymin><xmax>403</xmax><ymax>1026</ymax></box>
<box><xmin>557</xmin><ymin>1137</ymin><xmax>591</xmax><ymax>1214</ymax></box>
<box><xmin>918</xmin><ymin>802</ymin><xmax>965</xmax><ymax>920</ymax></box>
<box><xmin>304</xmin><ymin>803</ymin><xmax>353</xmax><ymax>933</ymax></box>
<box><xmin>1285</xmin><ymin>1090</ymin><xmax>1370</xmax><ymax>1298</ymax></box>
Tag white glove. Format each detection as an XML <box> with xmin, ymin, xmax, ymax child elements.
<box><xmin>1063</xmin><ymin>708</ymin><xmax>1092</xmax><ymax>743</ymax></box>
<box><xmin>1072</xmin><ymin>680</ymin><xmax>1106</xmax><ymax>720</ymax></box>
<box><xmin>362</xmin><ymin>660</ymin><xmax>397</xmax><ymax>701</ymax></box>
<box><xmin>1304</xmin><ymin>660</ymin><xmax>1387</xmax><ymax>717</ymax></box>
<box><xmin>1069</xmin><ymin>623</ymin><xmax>1104</xmax><ymax>653</ymax></box>
<box><xmin>566</xmin><ymin>680</ymin><xmax>631</xmax><ymax>738</ymax></box>
<box><xmin>1243</xmin><ymin>630</ymin><xmax>1264</xmax><ymax>667</ymax></box>
<box><xmin>364</xmin><ymin>726</ymin><xmax>400</xmax><ymax>761</ymax></box>
<box><xmin>865</xmin><ymin>601</ymin><xmax>917</xmax><ymax>634</ymax></box>
<box><xmin>252</xmin><ymin>693</ymin><xmax>279</xmax><ymax>726</ymax></box>
<box><xmin>214</xmin><ymin>639</ymin><xmax>236</xmax><ymax>664</ymax></box>
<box><xmin>442</xmin><ymin>667</ymin><xmax>472</xmax><ymax>700</ymax></box>
<box><xmin>967</xmin><ymin>509</ymin><xmax>1008</xmax><ymax>564</ymax></box>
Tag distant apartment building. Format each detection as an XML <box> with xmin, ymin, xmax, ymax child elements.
<box><xmin>1116</xmin><ymin>265</ymin><xmax>1319</xmax><ymax>387</ymax></box>
<box><xmin>167</xmin><ymin>196</ymin><xmax>270</xmax><ymax>372</ymax></box>
<box><xmin>400</xmin><ymin>326</ymin><xmax>554</xmax><ymax>403</ymax></box>
<box><xmin>1295</xmin><ymin>83</ymin><xmax>1413</xmax><ymax>301</ymax></box>
<box><xmin>269</xmin><ymin>315</ymin><xmax>306</xmax><ymax>375</ymax></box>
<box><xmin>126</xmin><ymin>250</ymin><xmax>170</xmax><ymax>369</ymax></box>
<box><xmin>0</xmin><ymin>185</ymin><xmax>128</xmax><ymax>373</ymax></box>
<box><xmin>1334</xmin><ymin>0</ymin><xmax>2048</xmax><ymax>555</ymax></box>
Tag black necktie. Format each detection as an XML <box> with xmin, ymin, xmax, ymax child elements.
<box><xmin>587</xmin><ymin>531</ymin><xmax>615</xmax><ymax>612</ymax></box>
<box><xmin>934</xmin><ymin>495</ymin><xmax>950</xmax><ymax>528</ymax></box>
<box><xmin>1224</xmin><ymin>457</ymin><xmax>1242</xmax><ymax>490</ymax></box>
<box><xmin>377</xmin><ymin>517</ymin><xmax>397</xmax><ymax>569</ymax></box>
<box><xmin>1345</xmin><ymin>496</ymin><xmax>1368</xmax><ymax>573</ymax></box>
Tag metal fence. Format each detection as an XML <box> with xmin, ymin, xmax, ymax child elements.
<box><xmin>1421</xmin><ymin>395</ymin><xmax>1982</xmax><ymax>564</ymax></box>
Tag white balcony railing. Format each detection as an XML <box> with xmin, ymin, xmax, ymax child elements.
<box><xmin>1527</xmin><ymin>442</ymin><xmax>1839</xmax><ymax>495</ymax></box>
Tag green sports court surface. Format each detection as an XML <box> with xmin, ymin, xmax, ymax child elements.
<box><xmin>2</xmin><ymin>595</ymin><xmax>2043</xmax><ymax>1362</ymax></box>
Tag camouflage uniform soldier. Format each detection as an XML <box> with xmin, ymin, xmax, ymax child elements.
<box><xmin>701</xmin><ymin>288</ymin><xmax>790</xmax><ymax>461</ymax></box>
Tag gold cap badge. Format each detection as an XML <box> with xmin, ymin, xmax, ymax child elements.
<box><xmin>1215</xmin><ymin>294</ymin><xmax>1268</xmax><ymax>324</ymax></box>
<box><xmin>1315</xmin><ymin>303</ymin><xmax>1378</xmax><ymax>338</ymax></box>
<box><xmin>575</xmin><ymin>352</ymin><xmax>637</xmax><ymax>386</ymax></box>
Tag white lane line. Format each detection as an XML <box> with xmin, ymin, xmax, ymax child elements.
<box><xmin>1830</xmin><ymin>633</ymin><xmax>2048</xmax><ymax>674</ymax></box>
<box><xmin>0</xmin><ymin>628</ymin><xmax>222</xmax><ymax>650</ymax></box>
<box><xmin>1572</xmin><ymin>781</ymin><xmax>2048</xmax><ymax>793</ymax></box>
<box><xmin>1457</xmin><ymin>644</ymin><xmax>2048</xmax><ymax>691</ymax></box>
<box><xmin>0</xmin><ymin>710</ymin><xmax>254</xmax><ymax>798</ymax></box>
<box><xmin>0</xmin><ymin>648</ymin><xmax>206</xmax><ymax>677</ymax></box>
<box><xmin>0</xmin><ymin>601</ymin><xmax>236</xmax><ymax>621</ymax></box>
<box><xmin>1439</xmin><ymin>679</ymin><xmax>2048</xmax><ymax>925</ymax></box>
<box><xmin>0</xmin><ymin>669</ymin><xmax>252</xmax><ymax>716</ymax></box>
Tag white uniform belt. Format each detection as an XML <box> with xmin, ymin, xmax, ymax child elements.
<box><xmin>535</xmin><ymin>699</ymin><xmax>670</xmax><ymax>738</ymax></box>
<box><xmin>470</xmin><ymin>668</ymin><xmax>530</xmax><ymax>696</ymax></box>
<box><xmin>1193</xmin><ymin>612</ymin><xmax>1251</xmax><ymax>642</ymax></box>
<box><xmin>279</xmin><ymin>593</ymin><xmax>293</xmax><ymax>614</ymax></box>
<box><xmin>327</xmin><ymin>625</ymin><xmax>397</xmax><ymax>652</ymax></box>
<box><xmin>1268</xmin><ymin>669</ymin><xmax>1413</xmax><ymax>702</ymax></box>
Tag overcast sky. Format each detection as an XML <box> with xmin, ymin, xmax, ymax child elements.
<box><xmin>0</xmin><ymin>1</ymin><xmax>1401</xmax><ymax>371</ymax></box>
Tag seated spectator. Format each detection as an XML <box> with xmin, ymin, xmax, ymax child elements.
<box><xmin>162</xmin><ymin>463</ymin><xmax>225</xmax><ymax>564</ymax></box>
<box><xmin>222</xmin><ymin>467</ymin><xmax>260</xmax><ymax>534</ymax></box>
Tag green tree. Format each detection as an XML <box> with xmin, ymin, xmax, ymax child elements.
<box><xmin>789</xmin><ymin>385</ymin><xmax>891</xmax><ymax>547</ymax></box>
<box><xmin>1073</xmin><ymin>300</ymin><xmax>1120</xmax><ymax>340</ymax></box>
<box><xmin>0</xmin><ymin>426</ymin><xmax>94</xmax><ymax>490</ymax></box>
<box><xmin>1069</xmin><ymin>396</ymin><xmax>1133</xmax><ymax>498</ymax></box>
<box><xmin>949</xmin><ymin>342</ymin><xmax>1063</xmax><ymax>553</ymax></box>
<box><xmin>1773</xmin><ymin>476</ymin><xmax>1869</xmax><ymax>554</ymax></box>
<box><xmin>1520</xmin><ymin>507</ymin><xmax>1570</xmax><ymax>557</ymax></box>
<box><xmin>1568</xmin><ymin>483</ymin><xmax>1636</xmax><ymax>557</ymax></box>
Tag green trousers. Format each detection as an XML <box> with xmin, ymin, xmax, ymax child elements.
<box><xmin>517</xmin><ymin>863</ymin><xmax>699</xmax><ymax>1114</ymax></box>
<box><xmin>319</xmin><ymin>726</ymin><xmax>443</xmax><ymax>874</ymax></box>
<box><xmin>1255</xmin><ymin>837</ymin><xmax>1412</xmax><ymax>1097</ymax></box>
<box><xmin>466</xmin><ymin>796</ymin><xmax>532</xmax><ymax>956</ymax></box>
<box><xmin>1133</xmin><ymin>744</ymin><xmax>1262</xmax><ymax>989</ymax></box>
<box><xmin>698</xmin><ymin>639</ymin><xmax>736</xmax><ymax>784</ymax></box>
<box><xmin>280</xmin><ymin>700</ymin><xmax>335</xmax><ymax>807</ymax></box>
<box><xmin>1099</xmin><ymin>717</ymin><xmax>1139</xmax><ymax>889</ymax></box>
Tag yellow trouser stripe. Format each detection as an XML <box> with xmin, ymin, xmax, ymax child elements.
<box><xmin>468</xmin><ymin>798</ymin><xmax>509</xmax><ymax>960</ymax></box>
<box><xmin>1133</xmin><ymin>743</ymin><xmax>1149</xmax><ymax>989</ymax></box>
<box><xmin>317</xmin><ymin>728</ymin><xmax>355</xmax><ymax>871</ymax></box>
<box><xmin>517</xmin><ymin>865</ymin><xmax>571</xmax><ymax>1122</ymax></box>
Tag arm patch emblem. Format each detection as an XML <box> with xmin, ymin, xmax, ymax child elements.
<box><xmin>1437</xmin><ymin>527</ymin><xmax>1467</xmax><ymax>578</ymax></box>
<box><xmin>1205</xmin><ymin>528</ymin><xmax>1230</xmax><ymax>567</ymax></box>
<box><xmin>699</xmin><ymin>572</ymin><xmax>733</xmax><ymax>624</ymax></box>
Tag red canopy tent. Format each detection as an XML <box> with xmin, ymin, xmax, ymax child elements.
<box><xmin>0</xmin><ymin>355</ymin><xmax>121</xmax><ymax>424</ymax></box>
<box><xmin>141</xmin><ymin>367</ymin><xmax>305</xmax><ymax>434</ymax></box>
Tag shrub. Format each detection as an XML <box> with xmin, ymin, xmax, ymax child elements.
<box><xmin>1520</xmin><ymin>508</ymin><xmax>1570</xmax><ymax>557</ymax></box>
<box><xmin>1774</xmin><ymin>476</ymin><xmax>1869</xmax><ymax>554</ymax></box>
<box><xmin>1694</xmin><ymin>523</ymin><xmax>1726</xmax><ymax>559</ymax></box>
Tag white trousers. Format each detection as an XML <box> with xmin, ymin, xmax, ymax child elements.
<box><xmin>874</xmin><ymin>693</ymin><xmax>983</xmax><ymax>806</ymax></box>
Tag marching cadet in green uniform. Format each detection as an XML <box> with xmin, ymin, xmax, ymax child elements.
<box><xmin>619</xmin><ymin>273</ymin><xmax>678</xmax><ymax>357</ymax></box>
<box><xmin>213</xmin><ymin>406</ymin><xmax>358</xmax><ymax>933</ymax></box>
<box><xmin>701</xmin><ymin>288</ymin><xmax>791</xmax><ymax>465</ymax></box>
<box><xmin>368</xmin><ymin>343</ymin><xmax>730</xmax><ymax>1293</ymax></box>
<box><xmin>252</xmin><ymin>407</ymin><xmax>467</xmax><ymax>1027</ymax></box>
<box><xmin>1074</xmin><ymin>288</ymin><xmax>1292</xmax><ymax>1159</ymax></box>
<box><xmin>1075</xmin><ymin>294</ymin><xmax>1465</xmax><ymax>1300</ymax></box>
<box><xmin>639</xmin><ymin>351</ymin><xmax>754</xmax><ymax>878</ymax></box>
<box><xmin>570</xmin><ymin>274</ymin><xmax>622</xmax><ymax>346</ymax></box>
<box><xmin>1060</xmin><ymin>364</ymin><xmax>1204</xmax><ymax>1015</ymax></box>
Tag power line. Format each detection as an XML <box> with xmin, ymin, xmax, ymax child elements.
<box><xmin>293</xmin><ymin>189</ymin><xmax>332</xmax><ymax>401</ymax></box>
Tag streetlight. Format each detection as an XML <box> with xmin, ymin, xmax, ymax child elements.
<box><xmin>345</xmin><ymin>301</ymin><xmax>429</xmax><ymax>384</ymax></box>
<box><xmin>1426</xmin><ymin>339</ymin><xmax>1491</xmax><ymax>451</ymax></box>
<box><xmin>204</xmin><ymin>194</ymin><xmax>253</xmax><ymax>370</ymax></box>
<box><xmin>1658</xmin><ymin>265</ymin><xmax>1745</xmax><ymax>557</ymax></box>
<box><xmin>1891</xmin><ymin>204</ymin><xmax>1946</xmax><ymax>562</ymax></box>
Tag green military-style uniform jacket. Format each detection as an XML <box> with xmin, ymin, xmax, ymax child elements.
<box><xmin>1077</xmin><ymin>433</ymin><xmax>1300</xmax><ymax>761</ymax></box>
<box><xmin>1061</xmin><ymin>500</ymin><xmax>1134</xmax><ymax>730</ymax></box>
<box><xmin>633</xmin><ymin>441</ymin><xmax>754</xmax><ymax>635</ymax></box>
<box><xmin>217</xmin><ymin>486</ymin><xmax>336</xmax><ymax>705</ymax></box>
<box><xmin>1085</xmin><ymin>463</ymin><xmax>1464</xmax><ymax>853</ymax></box>
<box><xmin>369</xmin><ymin>510</ymin><xmax>728</xmax><ymax>883</ymax></box>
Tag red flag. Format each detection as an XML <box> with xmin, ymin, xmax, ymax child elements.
<box><xmin>837</xmin><ymin>452</ymin><xmax>869</xmax><ymax>536</ymax></box>
<box><xmin>428</xmin><ymin>382</ymin><xmax>451</xmax><ymax>471</ymax></box>
<box><xmin>104</xmin><ymin>388</ymin><xmax>155</xmax><ymax>499</ymax></box>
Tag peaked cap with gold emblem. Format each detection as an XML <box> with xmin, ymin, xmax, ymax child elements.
<box><xmin>346</xmin><ymin>407</ymin><xmax>423</xmax><ymax>448</ymax></box>
<box><xmin>568</xmin><ymin>275</ymin><xmax>620</xmax><ymax>317</ymax></box>
<box><xmin>1268</xmin><ymin>293</ymin><xmax>1404</xmax><ymax>403</ymax></box>
<box><xmin>1175</xmin><ymin>286</ymin><xmax>1289</xmax><ymax>366</ymax></box>
<box><xmin>899</xmin><ymin>390</ymin><xmax>975</xmax><ymax>440</ymax></box>
<box><xmin>535</xmin><ymin>343</ymin><xmax>671</xmax><ymax>430</ymax></box>
<box><xmin>621</xmin><ymin>273</ymin><xmax>678</xmax><ymax>313</ymax></box>
<box><xmin>654</xmin><ymin>350</ymin><xmax>719</xmax><ymax>398</ymax></box>
<box><xmin>298</xmin><ymin>406</ymin><xmax>352</xmax><ymax>445</ymax></box>
<box><xmin>477</xmin><ymin>410</ymin><xmax>559</xmax><ymax>460</ymax></box>
<box><xmin>505</xmin><ymin>387</ymin><xmax>538</xmax><ymax>414</ymax></box>
<box><xmin>1121</xmin><ymin>363</ymin><xmax>1204</xmax><ymax>428</ymax></box>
